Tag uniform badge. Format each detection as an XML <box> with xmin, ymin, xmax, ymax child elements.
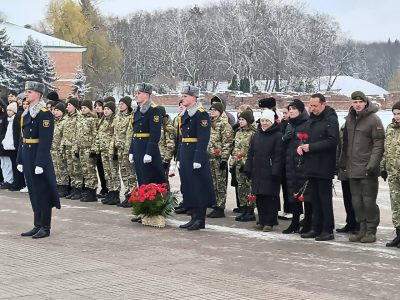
<box><xmin>201</xmin><ymin>120</ymin><xmax>208</xmax><ymax>127</ymax></box>
<box><xmin>153</xmin><ymin>116</ymin><xmax>160</xmax><ymax>122</ymax></box>
<box><xmin>43</xmin><ymin>120</ymin><xmax>50</xmax><ymax>127</ymax></box>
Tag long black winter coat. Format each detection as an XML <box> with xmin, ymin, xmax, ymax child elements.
<box><xmin>244</xmin><ymin>123</ymin><xmax>283</xmax><ymax>196</ymax></box>
<box><xmin>303</xmin><ymin>106</ymin><xmax>339</xmax><ymax>179</ymax></box>
<box><xmin>283</xmin><ymin>111</ymin><xmax>310</xmax><ymax>202</ymax></box>
<box><xmin>0</xmin><ymin>105</ymin><xmax>6</xmax><ymax>156</ymax></box>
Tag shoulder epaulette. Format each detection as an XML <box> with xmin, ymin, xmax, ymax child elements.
<box><xmin>198</xmin><ymin>107</ymin><xmax>205</xmax><ymax>112</ymax></box>
<box><xmin>41</xmin><ymin>107</ymin><xmax>48</xmax><ymax>112</ymax></box>
<box><xmin>150</xmin><ymin>103</ymin><xmax>158</xmax><ymax>108</ymax></box>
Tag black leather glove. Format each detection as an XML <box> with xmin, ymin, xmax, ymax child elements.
<box><xmin>112</xmin><ymin>154</ymin><xmax>118</xmax><ymax>161</ymax></box>
<box><xmin>381</xmin><ymin>170</ymin><xmax>388</xmax><ymax>182</ymax></box>
<box><xmin>219</xmin><ymin>161</ymin><xmax>227</xmax><ymax>170</ymax></box>
<box><xmin>74</xmin><ymin>152</ymin><xmax>79</xmax><ymax>158</ymax></box>
<box><xmin>89</xmin><ymin>152</ymin><xmax>96</xmax><ymax>158</ymax></box>
<box><xmin>163</xmin><ymin>162</ymin><xmax>169</xmax><ymax>170</ymax></box>
<box><xmin>239</xmin><ymin>166</ymin><xmax>244</xmax><ymax>173</ymax></box>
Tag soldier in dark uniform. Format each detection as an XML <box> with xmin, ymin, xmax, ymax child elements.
<box><xmin>177</xmin><ymin>85</ymin><xmax>216</xmax><ymax>230</ymax></box>
<box><xmin>17</xmin><ymin>81</ymin><xmax>61</xmax><ymax>239</ymax></box>
<box><xmin>128</xmin><ymin>83</ymin><xmax>166</xmax><ymax>185</ymax></box>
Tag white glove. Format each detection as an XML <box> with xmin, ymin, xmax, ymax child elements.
<box><xmin>193</xmin><ymin>162</ymin><xmax>201</xmax><ymax>169</ymax></box>
<box><xmin>35</xmin><ymin>166</ymin><xmax>44</xmax><ymax>175</ymax></box>
<box><xmin>177</xmin><ymin>161</ymin><xmax>180</xmax><ymax>169</ymax></box>
<box><xmin>17</xmin><ymin>164</ymin><xmax>23</xmax><ymax>173</ymax></box>
<box><xmin>129</xmin><ymin>154</ymin><xmax>134</xmax><ymax>163</ymax></box>
<box><xmin>143</xmin><ymin>154</ymin><xmax>152</xmax><ymax>164</ymax></box>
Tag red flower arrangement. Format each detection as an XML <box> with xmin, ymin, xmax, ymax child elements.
<box><xmin>293</xmin><ymin>180</ymin><xmax>308</xmax><ymax>202</ymax></box>
<box><xmin>297</xmin><ymin>133</ymin><xmax>309</xmax><ymax>141</ymax></box>
<box><xmin>214</xmin><ymin>149</ymin><xmax>221</xmax><ymax>155</ymax></box>
<box><xmin>235</xmin><ymin>152</ymin><xmax>245</xmax><ymax>159</ymax></box>
<box><xmin>247</xmin><ymin>194</ymin><xmax>256</xmax><ymax>201</ymax></box>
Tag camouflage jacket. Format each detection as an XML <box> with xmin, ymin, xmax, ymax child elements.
<box><xmin>229</xmin><ymin>125</ymin><xmax>256</xmax><ymax>168</ymax></box>
<box><xmin>159</xmin><ymin>115</ymin><xmax>176</xmax><ymax>162</ymax></box>
<box><xmin>52</xmin><ymin>116</ymin><xmax>65</xmax><ymax>152</ymax></box>
<box><xmin>208</xmin><ymin>115</ymin><xmax>233</xmax><ymax>161</ymax></box>
<box><xmin>113</xmin><ymin>111</ymin><xmax>132</xmax><ymax>151</ymax></box>
<box><xmin>73</xmin><ymin>112</ymin><xmax>97</xmax><ymax>151</ymax></box>
<box><xmin>381</xmin><ymin>120</ymin><xmax>400</xmax><ymax>176</ymax></box>
<box><xmin>61</xmin><ymin>111</ymin><xmax>80</xmax><ymax>148</ymax></box>
<box><xmin>94</xmin><ymin>115</ymin><xmax>116</xmax><ymax>155</ymax></box>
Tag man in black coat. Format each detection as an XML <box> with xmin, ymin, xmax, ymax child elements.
<box><xmin>298</xmin><ymin>93</ymin><xmax>339</xmax><ymax>241</ymax></box>
<box><xmin>17</xmin><ymin>81</ymin><xmax>61</xmax><ymax>239</ymax></box>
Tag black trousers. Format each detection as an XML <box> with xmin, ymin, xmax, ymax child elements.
<box><xmin>281</xmin><ymin>173</ymin><xmax>291</xmax><ymax>213</ymax></box>
<box><xmin>256</xmin><ymin>195</ymin><xmax>279</xmax><ymax>226</ymax></box>
<box><xmin>96</xmin><ymin>154</ymin><xmax>108</xmax><ymax>193</ymax></box>
<box><xmin>341</xmin><ymin>180</ymin><xmax>358</xmax><ymax>228</ymax></box>
<box><xmin>9</xmin><ymin>150</ymin><xmax>25</xmax><ymax>189</ymax></box>
<box><xmin>194</xmin><ymin>206</ymin><xmax>206</xmax><ymax>221</ymax></box>
<box><xmin>309</xmin><ymin>178</ymin><xmax>334</xmax><ymax>233</ymax></box>
<box><xmin>34</xmin><ymin>207</ymin><xmax>52</xmax><ymax>229</ymax></box>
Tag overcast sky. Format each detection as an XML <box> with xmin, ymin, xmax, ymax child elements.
<box><xmin>1</xmin><ymin>0</ymin><xmax>399</xmax><ymax>42</ymax></box>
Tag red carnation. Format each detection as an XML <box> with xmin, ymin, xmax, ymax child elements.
<box><xmin>247</xmin><ymin>194</ymin><xmax>256</xmax><ymax>201</ymax></box>
<box><xmin>303</xmin><ymin>133</ymin><xmax>309</xmax><ymax>139</ymax></box>
<box><xmin>236</xmin><ymin>152</ymin><xmax>245</xmax><ymax>159</ymax></box>
<box><xmin>214</xmin><ymin>149</ymin><xmax>221</xmax><ymax>155</ymax></box>
<box><xmin>298</xmin><ymin>195</ymin><xmax>304</xmax><ymax>202</ymax></box>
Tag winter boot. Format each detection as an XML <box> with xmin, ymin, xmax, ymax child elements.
<box><xmin>70</xmin><ymin>188</ymin><xmax>82</xmax><ymax>200</ymax></box>
<box><xmin>58</xmin><ymin>185</ymin><xmax>69</xmax><ymax>198</ymax></box>
<box><xmin>349</xmin><ymin>222</ymin><xmax>367</xmax><ymax>242</ymax></box>
<box><xmin>233</xmin><ymin>206</ymin><xmax>245</xmax><ymax>213</ymax></box>
<box><xmin>282</xmin><ymin>222</ymin><xmax>300</xmax><ymax>234</ymax></box>
<box><xmin>82</xmin><ymin>188</ymin><xmax>97</xmax><ymax>202</ymax></box>
<box><xmin>387</xmin><ymin>228</ymin><xmax>400</xmax><ymax>247</ymax></box>
<box><xmin>207</xmin><ymin>207</ymin><xmax>225</xmax><ymax>218</ymax></box>
<box><xmin>65</xmin><ymin>187</ymin><xmax>76</xmax><ymax>199</ymax></box>
<box><xmin>187</xmin><ymin>219</ymin><xmax>205</xmax><ymax>231</ymax></box>
<box><xmin>360</xmin><ymin>232</ymin><xmax>376</xmax><ymax>243</ymax></box>
<box><xmin>235</xmin><ymin>206</ymin><xmax>248</xmax><ymax>221</ymax></box>
<box><xmin>241</xmin><ymin>208</ymin><xmax>256</xmax><ymax>222</ymax></box>
<box><xmin>107</xmin><ymin>191</ymin><xmax>121</xmax><ymax>205</ymax></box>
<box><xmin>101</xmin><ymin>192</ymin><xmax>111</xmax><ymax>204</ymax></box>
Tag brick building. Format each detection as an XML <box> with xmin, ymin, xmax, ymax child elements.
<box><xmin>4</xmin><ymin>22</ymin><xmax>86</xmax><ymax>99</ymax></box>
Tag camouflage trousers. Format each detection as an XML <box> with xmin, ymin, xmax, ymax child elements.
<box><xmin>65</xmin><ymin>146</ymin><xmax>83</xmax><ymax>188</ymax></box>
<box><xmin>235</xmin><ymin>167</ymin><xmax>255</xmax><ymax>208</ymax></box>
<box><xmin>79</xmin><ymin>148</ymin><xmax>97</xmax><ymax>189</ymax></box>
<box><xmin>102</xmin><ymin>152</ymin><xmax>121</xmax><ymax>192</ymax></box>
<box><xmin>118</xmin><ymin>148</ymin><xmax>137</xmax><ymax>196</ymax></box>
<box><xmin>210</xmin><ymin>158</ymin><xmax>228</xmax><ymax>209</ymax></box>
<box><xmin>51</xmin><ymin>149</ymin><xmax>69</xmax><ymax>186</ymax></box>
<box><xmin>388</xmin><ymin>175</ymin><xmax>400</xmax><ymax>228</ymax></box>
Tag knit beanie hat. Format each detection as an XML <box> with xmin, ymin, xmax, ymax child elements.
<box><xmin>158</xmin><ymin>105</ymin><xmax>167</xmax><ymax>117</ymax></box>
<box><xmin>46</xmin><ymin>91</ymin><xmax>59</xmax><ymax>102</ymax></box>
<box><xmin>104</xmin><ymin>96</ymin><xmax>116</xmax><ymax>104</ymax></box>
<box><xmin>104</xmin><ymin>101</ymin><xmax>116</xmax><ymax>113</ymax></box>
<box><xmin>288</xmin><ymin>99</ymin><xmax>305</xmax><ymax>113</ymax></box>
<box><xmin>238</xmin><ymin>108</ymin><xmax>254</xmax><ymax>124</ymax></box>
<box><xmin>210</xmin><ymin>102</ymin><xmax>224</xmax><ymax>115</ymax></box>
<box><xmin>351</xmin><ymin>91</ymin><xmax>367</xmax><ymax>102</ymax></box>
<box><xmin>260</xmin><ymin>109</ymin><xmax>275</xmax><ymax>124</ymax></box>
<box><xmin>94</xmin><ymin>99</ymin><xmax>104</xmax><ymax>107</ymax></box>
<box><xmin>67</xmin><ymin>97</ymin><xmax>79</xmax><ymax>110</ymax></box>
<box><xmin>54</xmin><ymin>102</ymin><xmax>66</xmax><ymax>115</ymax></box>
<box><xmin>81</xmin><ymin>100</ymin><xmax>93</xmax><ymax>110</ymax></box>
<box><xmin>46</xmin><ymin>100</ymin><xmax>56</xmax><ymax>108</ymax></box>
<box><xmin>119</xmin><ymin>96</ymin><xmax>132</xmax><ymax>108</ymax></box>
<box><xmin>7</xmin><ymin>102</ymin><xmax>17</xmax><ymax>114</ymax></box>
<box><xmin>392</xmin><ymin>101</ymin><xmax>400</xmax><ymax>111</ymax></box>
<box><xmin>258</xmin><ymin>97</ymin><xmax>276</xmax><ymax>109</ymax></box>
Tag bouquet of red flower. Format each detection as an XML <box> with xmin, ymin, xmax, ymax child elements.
<box><xmin>235</xmin><ymin>152</ymin><xmax>245</xmax><ymax>159</ymax></box>
<box><xmin>297</xmin><ymin>132</ymin><xmax>309</xmax><ymax>142</ymax></box>
<box><xmin>293</xmin><ymin>180</ymin><xmax>308</xmax><ymax>202</ymax></box>
<box><xmin>129</xmin><ymin>183</ymin><xmax>177</xmax><ymax>227</ymax></box>
<box><xmin>247</xmin><ymin>194</ymin><xmax>256</xmax><ymax>201</ymax></box>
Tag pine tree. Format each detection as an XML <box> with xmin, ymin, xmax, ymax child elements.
<box><xmin>14</xmin><ymin>36</ymin><xmax>58</xmax><ymax>92</ymax></box>
<box><xmin>0</xmin><ymin>26</ymin><xmax>16</xmax><ymax>89</ymax></box>
<box><xmin>240</xmin><ymin>77</ymin><xmax>250</xmax><ymax>93</ymax></box>
<box><xmin>72</xmin><ymin>67</ymin><xmax>91</xmax><ymax>98</ymax></box>
<box><xmin>228</xmin><ymin>74</ymin><xmax>240</xmax><ymax>91</ymax></box>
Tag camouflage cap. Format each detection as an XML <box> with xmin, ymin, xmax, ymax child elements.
<box><xmin>181</xmin><ymin>85</ymin><xmax>200</xmax><ymax>98</ymax></box>
<box><xmin>25</xmin><ymin>81</ymin><xmax>45</xmax><ymax>95</ymax></box>
<box><xmin>135</xmin><ymin>83</ymin><xmax>153</xmax><ymax>95</ymax></box>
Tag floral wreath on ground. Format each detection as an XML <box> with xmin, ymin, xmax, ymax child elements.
<box><xmin>128</xmin><ymin>183</ymin><xmax>177</xmax><ymax>228</ymax></box>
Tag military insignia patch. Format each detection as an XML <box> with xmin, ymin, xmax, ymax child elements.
<box><xmin>43</xmin><ymin>120</ymin><xmax>50</xmax><ymax>127</ymax></box>
<box><xmin>153</xmin><ymin>115</ymin><xmax>160</xmax><ymax>122</ymax></box>
<box><xmin>201</xmin><ymin>120</ymin><xmax>208</xmax><ymax>127</ymax></box>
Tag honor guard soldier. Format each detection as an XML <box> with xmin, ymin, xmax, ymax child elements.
<box><xmin>128</xmin><ymin>83</ymin><xmax>166</xmax><ymax>185</ymax></box>
<box><xmin>17</xmin><ymin>81</ymin><xmax>61</xmax><ymax>239</ymax></box>
<box><xmin>177</xmin><ymin>85</ymin><xmax>216</xmax><ymax>230</ymax></box>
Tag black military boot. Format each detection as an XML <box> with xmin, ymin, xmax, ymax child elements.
<box><xmin>32</xmin><ymin>227</ymin><xmax>50</xmax><ymax>239</ymax></box>
<box><xmin>82</xmin><ymin>188</ymin><xmax>97</xmax><ymax>202</ymax></box>
<box><xmin>180</xmin><ymin>212</ymin><xmax>197</xmax><ymax>229</ymax></box>
<box><xmin>97</xmin><ymin>190</ymin><xmax>108</xmax><ymax>199</ymax></box>
<box><xmin>235</xmin><ymin>206</ymin><xmax>248</xmax><ymax>221</ymax></box>
<box><xmin>101</xmin><ymin>192</ymin><xmax>111</xmax><ymax>204</ymax></box>
<box><xmin>241</xmin><ymin>207</ymin><xmax>256</xmax><ymax>222</ymax></box>
<box><xmin>107</xmin><ymin>191</ymin><xmax>120</xmax><ymax>205</ymax></box>
<box><xmin>187</xmin><ymin>219</ymin><xmax>205</xmax><ymax>231</ymax></box>
<box><xmin>386</xmin><ymin>227</ymin><xmax>400</xmax><ymax>247</ymax></box>
<box><xmin>65</xmin><ymin>187</ymin><xmax>76</xmax><ymax>199</ymax></box>
<box><xmin>70</xmin><ymin>188</ymin><xmax>82</xmax><ymax>200</ymax></box>
<box><xmin>301</xmin><ymin>230</ymin><xmax>320</xmax><ymax>239</ymax></box>
<box><xmin>58</xmin><ymin>185</ymin><xmax>69</xmax><ymax>198</ymax></box>
<box><xmin>79</xmin><ymin>188</ymin><xmax>88</xmax><ymax>202</ymax></box>
<box><xmin>207</xmin><ymin>207</ymin><xmax>225</xmax><ymax>218</ymax></box>
<box><xmin>21</xmin><ymin>227</ymin><xmax>40</xmax><ymax>237</ymax></box>
<box><xmin>233</xmin><ymin>206</ymin><xmax>245</xmax><ymax>213</ymax></box>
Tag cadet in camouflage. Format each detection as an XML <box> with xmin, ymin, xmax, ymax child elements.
<box><xmin>158</xmin><ymin>105</ymin><xmax>176</xmax><ymax>179</ymax></box>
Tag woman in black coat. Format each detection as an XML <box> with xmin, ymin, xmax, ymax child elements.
<box><xmin>245</xmin><ymin>109</ymin><xmax>284</xmax><ymax>232</ymax></box>
<box><xmin>282</xmin><ymin>100</ymin><xmax>312</xmax><ymax>234</ymax></box>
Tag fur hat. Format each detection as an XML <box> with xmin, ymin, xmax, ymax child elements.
<box><xmin>25</xmin><ymin>81</ymin><xmax>45</xmax><ymax>95</ymax></box>
<box><xmin>392</xmin><ymin>101</ymin><xmax>400</xmax><ymax>112</ymax></box>
<box><xmin>47</xmin><ymin>91</ymin><xmax>59</xmax><ymax>102</ymax></box>
<box><xmin>6</xmin><ymin>102</ymin><xmax>17</xmax><ymax>114</ymax></box>
<box><xmin>104</xmin><ymin>101</ymin><xmax>116</xmax><ymax>113</ymax></box>
<box><xmin>119</xmin><ymin>96</ymin><xmax>132</xmax><ymax>108</ymax></box>
<box><xmin>81</xmin><ymin>100</ymin><xmax>93</xmax><ymax>110</ymax></box>
<box><xmin>260</xmin><ymin>109</ymin><xmax>275</xmax><ymax>124</ymax></box>
<box><xmin>135</xmin><ymin>83</ymin><xmax>153</xmax><ymax>95</ymax></box>
<box><xmin>54</xmin><ymin>102</ymin><xmax>66</xmax><ymax>115</ymax></box>
<box><xmin>351</xmin><ymin>91</ymin><xmax>367</xmax><ymax>102</ymax></box>
<box><xmin>210</xmin><ymin>102</ymin><xmax>224</xmax><ymax>114</ymax></box>
<box><xmin>288</xmin><ymin>99</ymin><xmax>305</xmax><ymax>113</ymax></box>
<box><xmin>181</xmin><ymin>85</ymin><xmax>200</xmax><ymax>98</ymax></box>
<box><xmin>238</xmin><ymin>108</ymin><xmax>254</xmax><ymax>124</ymax></box>
<box><xmin>258</xmin><ymin>97</ymin><xmax>276</xmax><ymax>109</ymax></box>
<box><xmin>67</xmin><ymin>97</ymin><xmax>79</xmax><ymax>110</ymax></box>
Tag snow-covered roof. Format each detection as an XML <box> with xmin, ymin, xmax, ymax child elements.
<box><xmin>2</xmin><ymin>22</ymin><xmax>86</xmax><ymax>52</ymax></box>
<box><xmin>317</xmin><ymin>76</ymin><xmax>388</xmax><ymax>97</ymax></box>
